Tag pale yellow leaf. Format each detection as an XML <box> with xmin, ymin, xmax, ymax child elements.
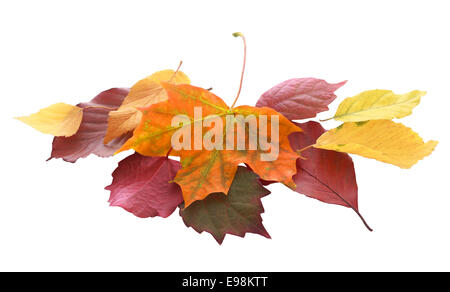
<box><xmin>331</xmin><ymin>90</ymin><xmax>426</xmax><ymax>122</ymax></box>
<box><xmin>314</xmin><ymin>120</ymin><xmax>438</xmax><ymax>169</ymax></box>
<box><xmin>16</xmin><ymin>103</ymin><xmax>83</xmax><ymax>137</ymax></box>
<box><xmin>104</xmin><ymin>69</ymin><xmax>190</xmax><ymax>143</ymax></box>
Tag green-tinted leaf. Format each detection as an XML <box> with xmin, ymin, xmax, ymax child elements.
<box><xmin>179</xmin><ymin>166</ymin><xmax>271</xmax><ymax>244</ymax></box>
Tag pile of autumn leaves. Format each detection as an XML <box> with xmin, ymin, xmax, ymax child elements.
<box><xmin>17</xmin><ymin>70</ymin><xmax>437</xmax><ymax>243</ymax></box>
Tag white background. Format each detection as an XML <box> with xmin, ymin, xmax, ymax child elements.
<box><xmin>0</xmin><ymin>0</ymin><xmax>449</xmax><ymax>272</ymax></box>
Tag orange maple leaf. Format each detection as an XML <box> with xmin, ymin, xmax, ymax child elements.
<box><xmin>118</xmin><ymin>82</ymin><xmax>301</xmax><ymax>207</ymax></box>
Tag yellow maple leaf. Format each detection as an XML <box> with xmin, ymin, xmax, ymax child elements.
<box><xmin>314</xmin><ymin>120</ymin><xmax>438</xmax><ymax>169</ymax></box>
<box><xmin>16</xmin><ymin>103</ymin><xmax>83</xmax><ymax>137</ymax></box>
<box><xmin>103</xmin><ymin>69</ymin><xmax>190</xmax><ymax>143</ymax></box>
<box><xmin>329</xmin><ymin>90</ymin><xmax>426</xmax><ymax>122</ymax></box>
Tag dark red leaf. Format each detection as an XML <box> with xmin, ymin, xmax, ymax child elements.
<box><xmin>105</xmin><ymin>153</ymin><xmax>182</xmax><ymax>218</ymax></box>
<box><xmin>289</xmin><ymin>121</ymin><xmax>372</xmax><ymax>231</ymax></box>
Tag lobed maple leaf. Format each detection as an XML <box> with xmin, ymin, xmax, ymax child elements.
<box><xmin>256</xmin><ymin>78</ymin><xmax>346</xmax><ymax>120</ymax></box>
<box><xmin>106</xmin><ymin>153</ymin><xmax>182</xmax><ymax>218</ymax></box>
<box><xmin>118</xmin><ymin>82</ymin><xmax>302</xmax><ymax>207</ymax></box>
<box><xmin>179</xmin><ymin>166</ymin><xmax>271</xmax><ymax>244</ymax></box>
<box><xmin>49</xmin><ymin>88</ymin><xmax>132</xmax><ymax>162</ymax></box>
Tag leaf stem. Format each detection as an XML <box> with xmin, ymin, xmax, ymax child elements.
<box><xmin>169</xmin><ymin>61</ymin><xmax>183</xmax><ymax>82</ymax></box>
<box><xmin>166</xmin><ymin>147</ymin><xmax>173</xmax><ymax>157</ymax></box>
<box><xmin>296</xmin><ymin>144</ymin><xmax>316</xmax><ymax>160</ymax></box>
<box><xmin>297</xmin><ymin>144</ymin><xmax>314</xmax><ymax>154</ymax></box>
<box><xmin>230</xmin><ymin>32</ymin><xmax>247</xmax><ymax>109</ymax></box>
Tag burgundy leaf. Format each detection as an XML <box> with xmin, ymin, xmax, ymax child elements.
<box><xmin>49</xmin><ymin>88</ymin><xmax>131</xmax><ymax>162</ymax></box>
<box><xmin>105</xmin><ymin>153</ymin><xmax>182</xmax><ymax>218</ymax></box>
<box><xmin>256</xmin><ymin>78</ymin><xmax>346</xmax><ymax>120</ymax></box>
<box><xmin>289</xmin><ymin>121</ymin><xmax>372</xmax><ymax>231</ymax></box>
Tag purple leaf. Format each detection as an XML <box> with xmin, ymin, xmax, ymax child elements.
<box><xmin>49</xmin><ymin>88</ymin><xmax>131</xmax><ymax>162</ymax></box>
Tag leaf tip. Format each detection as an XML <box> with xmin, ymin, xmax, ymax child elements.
<box><xmin>416</xmin><ymin>90</ymin><xmax>427</xmax><ymax>96</ymax></box>
<box><xmin>284</xmin><ymin>178</ymin><xmax>296</xmax><ymax>190</ymax></box>
<box><xmin>334</xmin><ymin>80</ymin><xmax>348</xmax><ymax>89</ymax></box>
<box><xmin>113</xmin><ymin>148</ymin><xmax>126</xmax><ymax>156</ymax></box>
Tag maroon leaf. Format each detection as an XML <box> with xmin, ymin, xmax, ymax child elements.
<box><xmin>105</xmin><ymin>153</ymin><xmax>183</xmax><ymax>218</ymax></box>
<box><xmin>180</xmin><ymin>166</ymin><xmax>271</xmax><ymax>244</ymax></box>
<box><xmin>49</xmin><ymin>88</ymin><xmax>131</xmax><ymax>162</ymax></box>
<box><xmin>256</xmin><ymin>78</ymin><xmax>346</xmax><ymax>120</ymax></box>
<box><xmin>289</xmin><ymin>121</ymin><xmax>372</xmax><ymax>231</ymax></box>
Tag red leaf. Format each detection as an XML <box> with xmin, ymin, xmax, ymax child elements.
<box><xmin>256</xmin><ymin>78</ymin><xmax>346</xmax><ymax>120</ymax></box>
<box><xmin>289</xmin><ymin>121</ymin><xmax>372</xmax><ymax>231</ymax></box>
<box><xmin>105</xmin><ymin>153</ymin><xmax>182</xmax><ymax>218</ymax></box>
<box><xmin>49</xmin><ymin>88</ymin><xmax>132</xmax><ymax>162</ymax></box>
<box><xmin>180</xmin><ymin>166</ymin><xmax>271</xmax><ymax>244</ymax></box>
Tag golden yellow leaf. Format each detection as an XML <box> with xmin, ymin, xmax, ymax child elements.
<box><xmin>103</xmin><ymin>69</ymin><xmax>190</xmax><ymax>143</ymax></box>
<box><xmin>16</xmin><ymin>103</ymin><xmax>83</xmax><ymax>137</ymax></box>
<box><xmin>314</xmin><ymin>120</ymin><xmax>438</xmax><ymax>169</ymax></box>
<box><xmin>331</xmin><ymin>90</ymin><xmax>426</xmax><ymax>122</ymax></box>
